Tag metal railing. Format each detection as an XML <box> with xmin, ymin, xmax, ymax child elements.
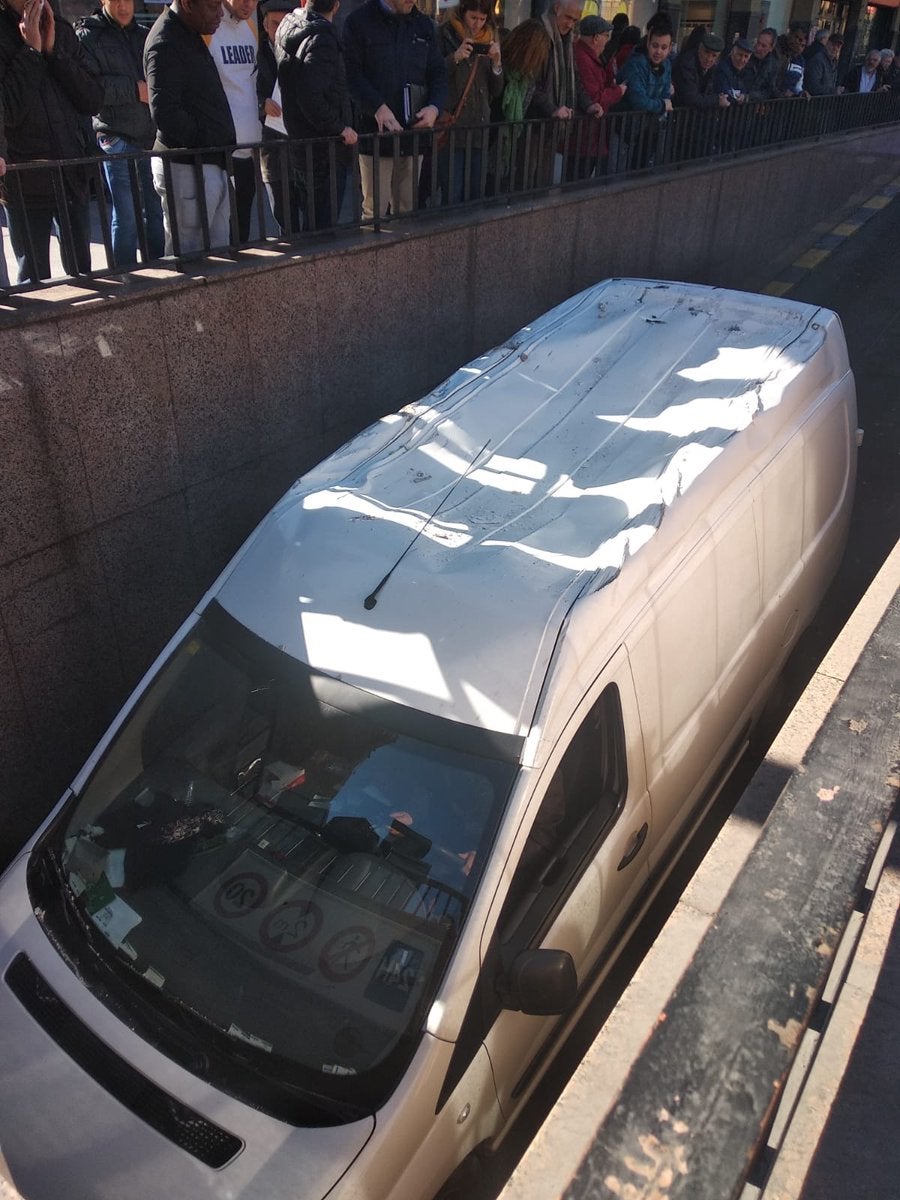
<box><xmin>1</xmin><ymin>89</ymin><xmax>898</xmax><ymax>293</ymax></box>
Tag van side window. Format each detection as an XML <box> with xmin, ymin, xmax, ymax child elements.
<box><xmin>500</xmin><ymin>684</ymin><xmax>627</xmax><ymax>941</ymax></box>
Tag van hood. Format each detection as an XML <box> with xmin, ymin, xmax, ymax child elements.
<box><xmin>0</xmin><ymin>859</ymin><xmax>375</xmax><ymax>1200</ymax></box>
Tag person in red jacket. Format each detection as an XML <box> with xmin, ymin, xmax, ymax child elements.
<box><xmin>567</xmin><ymin>15</ymin><xmax>626</xmax><ymax>179</ymax></box>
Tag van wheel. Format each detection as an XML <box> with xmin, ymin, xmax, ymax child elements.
<box><xmin>433</xmin><ymin>1147</ymin><xmax>491</xmax><ymax>1200</ymax></box>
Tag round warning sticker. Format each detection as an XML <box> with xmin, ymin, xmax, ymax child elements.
<box><xmin>318</xmin><ymin>926</ymin><xmax>376</xmax><ymax>983</ymax></box>
<box><xmin>259</xmin><ymin>900</ymin><xmax>324</xmax><ymax>953</ymax></box>
<box><xmin>213</xmin><ymin>871</ymin><xmax>268</xmax><ymax>918</ymax></box>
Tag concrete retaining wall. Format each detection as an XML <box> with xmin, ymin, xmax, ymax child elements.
<box><xmin>1</xmin><ymin>124</ymin><xmax>899</xmax><ymax>862</ymax></box>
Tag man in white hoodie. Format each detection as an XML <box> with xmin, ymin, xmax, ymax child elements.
<box><xmin>206</xmin><ymin>0</ymin><xmax>263</xmax><ymax>241</ymax></box>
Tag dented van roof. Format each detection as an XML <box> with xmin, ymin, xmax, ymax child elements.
<box><xmin>216</xmin><ymin>279</ymin><xmax>841</xmax><ymax>737</ymax></box>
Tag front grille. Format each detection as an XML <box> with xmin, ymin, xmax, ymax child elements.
<box><xmin>5</xmin><ymin>953</ymin><xmax>243</xmax><ymax>1169</ymax></box>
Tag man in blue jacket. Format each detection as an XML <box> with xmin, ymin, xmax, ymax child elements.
<box><xmin>618</xmin><ymin>16</ymin><xmax>672</xmax><ymax>169</ymax></box>
<box><xmin>344</xmin><ymin>0</ymin><xmax>446</xmax><ymax>221</ymax></box>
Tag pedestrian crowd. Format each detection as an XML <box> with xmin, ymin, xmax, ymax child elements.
<box><xmin>1</xmin><ymin>0</ymin><xmax>897</xmax><ymax>286</ymax></box>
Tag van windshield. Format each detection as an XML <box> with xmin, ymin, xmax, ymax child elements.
<box><xmin>45</xmin><ymin>602</ymin><xmax>518</xmax><ymax>1115</ymax></box>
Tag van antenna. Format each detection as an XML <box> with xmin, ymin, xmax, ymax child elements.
<box><xmin>364</xmin><ymin>439</ymin><xmax>491</xmax><ymax>611</ymax></box>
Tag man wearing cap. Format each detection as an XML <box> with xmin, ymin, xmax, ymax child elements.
<box><xmin>713</xmin><ymin>35</ymin><xmax>753</xmax><ymax>103</ymax></box>
<box><xmin>672</xmin><ymin>30</ymin><xmax>728</xmax><ymax>110</ymax></box>
<box><xmin>804</xmin><ymin>31</ymin><xmax>842</xmax><ymax>96</ymax></box>
<box><xmin>570</xmin><ymin>16</ymin><xmax>625</xmax><ymax>176</ymax></box>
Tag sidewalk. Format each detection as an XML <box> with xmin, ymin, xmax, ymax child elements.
<box><xmin>501</xmin><ymin>541</ymin><xmax>899</xmax><ymax>1200</ymax></box>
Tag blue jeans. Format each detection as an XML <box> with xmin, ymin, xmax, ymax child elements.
<box><xmin>98</xmin><ymin>135</ymin><xmax>165</xmax><ymax>266</ymax></box>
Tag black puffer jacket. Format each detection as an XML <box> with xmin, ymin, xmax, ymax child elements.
<box><xmin>76</xmin><ymin>8</ymin><xmax>155</xmax><ymax>147</ymax></box>
<box><xmin>0</xmin><ymin>1</ymin><xmax>102</xmax><ymax>200</ymax></box>
<box><xmin>143</xmin><ymin>3</ymin><xmax>235</xmax><ymax>164</ymax></box>
<box><xmin>275</xmin><ymin>8</ymin><xmax>352</xmax><ymax>140</ymax></box>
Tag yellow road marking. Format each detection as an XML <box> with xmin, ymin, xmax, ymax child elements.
<box><xmin>794</xmin><ymin>248</ymin><xmax>830</xmax><ymax>270</ymax></box>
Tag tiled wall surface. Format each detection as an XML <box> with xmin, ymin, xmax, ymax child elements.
<box><xmin>1</xmin><ymin>125</ymin><xmax>898</xmax><ymax>862</ymax></box>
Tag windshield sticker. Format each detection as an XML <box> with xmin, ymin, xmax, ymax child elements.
<box><xmin>318</xmin><ymin>926</ymin><xmax>376</xmax><ymax>983</ymax></box>
<box><xmin>364</xmin><ymin>942</ymin><xmax>425</xmax><ymax>1012</ymax></box>
<box><xmin>259</xmin><ymin>900</ymin><xmax>323</xmax><ymax>954</ymax></box>
<box><xmin>213</xmin><ymin>871</ymin><xmax>269</xmax><ymax>918</ymax></box>
<box><xmin>228</xmin><ymin>1023</ymin><xmax>273</xmax><ymax>1053</ymax></box>
<box><xmin>90</xmin><ymin>895</ymin><xmax>142</xmax><ymax>948</ymax></box>
<box><xmin>192</xmin><ymin>850</ymin><xmax>443</xmax><ymax>1032</ymax></box>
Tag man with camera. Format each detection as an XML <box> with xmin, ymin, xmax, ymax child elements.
<box><xmin>344</xmin><ymin>0</ymin><xmax>447</xmax><ymax>220</ymax></box>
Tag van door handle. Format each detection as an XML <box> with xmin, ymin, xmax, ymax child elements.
<box><xmin>617</xmin><ymin>822</ymin><xmax>649</xmax><ymax>871</ymax></box>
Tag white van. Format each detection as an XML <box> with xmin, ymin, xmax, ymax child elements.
<box><xmin>0</xmin><ymin>279</ymin><xmax>857</xmax><ymax>1200</ymax></box>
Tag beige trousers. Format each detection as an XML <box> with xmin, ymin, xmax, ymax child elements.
<box><xmin>359</xmin><ymin>153</ymin><xmax>422</xmax><ymax>220</ymax></box>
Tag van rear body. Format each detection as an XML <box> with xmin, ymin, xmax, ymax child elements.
<box><xmin>0</xmin><ymin>280</ymin><xmax>857</xmax><ymax>1200</ymax></box>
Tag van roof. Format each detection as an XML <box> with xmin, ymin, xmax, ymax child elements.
<box><xmin>217</xmin><ymin>279</ymin><xmax>833</xmax><ymax>739</ymax></box>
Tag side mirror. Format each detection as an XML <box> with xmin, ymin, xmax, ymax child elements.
<box><xmin>501</xmin><ymin>948</ymin><xmax>578</xmax><ymax>1016</ymax></box>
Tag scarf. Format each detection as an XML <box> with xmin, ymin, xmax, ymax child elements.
<box><xmin>502</xmin><ymin>69</ymin><xmax>529</xmax><ymax>122</ymax></box>
<box><xmin>448</xmin><ymin>15</ymin><xmax>492</xmax><ymax>46</ymax></box>
<box><xmin>541</xmin><ymin>10</ymin><xmax>577</xmax><ymax>110</ymax></box>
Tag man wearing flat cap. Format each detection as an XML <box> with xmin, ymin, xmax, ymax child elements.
<box><xmin>713</xmin><ymin>35</ymin><xmax>753</xmax><ymax>103</ymax></box>
<box><xmin>672</xmin><ymin>29</ymin><xmax>728</xmax><ymax>109</ymax></box>
<box><xmin>804</xmin><ymin>31</ymin><xmax>841</xmax><ymax>96</ymax></box>
<box><xmin>568</xmin><ymin>15</ymin><xmax>626</xmax><ymax>176</ymax></box>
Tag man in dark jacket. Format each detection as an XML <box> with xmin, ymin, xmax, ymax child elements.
<box><xmin>344</xmin><ymin>0</ymin><xmax>446</xmax><ymax>220</ymax></box>
<box><xmin>841</xmin><ymin>48</ymin><xmax>886</xmax><ymax>94</ymax></box>
<box><xmin>672</xmin><ymin>30</ymin><xmax>727</xmax><ymax>110</ymax></box>
<box><xmin>77</xmin><ymin>0</ymin><xmax>164</xmax><ymax>265</ymax></box>
<box><xmin>777</xmin><ymin>24</ymin><xmax>807</xmax><ymax>97</ymax></box>
<box><xmin>746</xmin><ymin>27</ymin><xmax>780</xmax><ymax>100</ymax></box>
<box><xmin>712</xmin><ymin>36</ymin><xmax>753</xmax><ymax>103</ymax></box>
<box><xmin>144</xmin><ymin>0</ymin><xmax>235</xmax><ymax>252</ymax></box>
<box><xmin>257</xmin><ymin>0</ymin><xmax>301</xmax><ymax>234</ymax></box>
<box><xmin>276</xmin><ymin>0</ymin><xmax>357</xmax><ymax>230</ymax></box>
<box><xmin>804</xmin><ymin>30</ymin><xmax>841</xmax><ymax>96</ymax></box>
<box><xmin>0</xmin><ymin>0</ymin><xmax>102</xmax><ymax>283</ymax></box>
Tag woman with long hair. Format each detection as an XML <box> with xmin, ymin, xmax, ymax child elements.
<box><xmin>438</xmin><ymin>0</ymin><xmax>504</xmax><ymax>203</ymax></box>
<box><xmin>496</xmin><ymin>18</ymin><xmax>552</xmax><ymax>190</ymax></box>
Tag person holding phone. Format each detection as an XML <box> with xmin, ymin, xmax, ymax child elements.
<box><xmin>437</xmin><ymin>0</ymin><xmax>502</xmax><ymax>204</ymax></box>
<box><xmin>0</xmin><ymin>0</ymin><xmax>102</xmax><ymax>283</ymax></box>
